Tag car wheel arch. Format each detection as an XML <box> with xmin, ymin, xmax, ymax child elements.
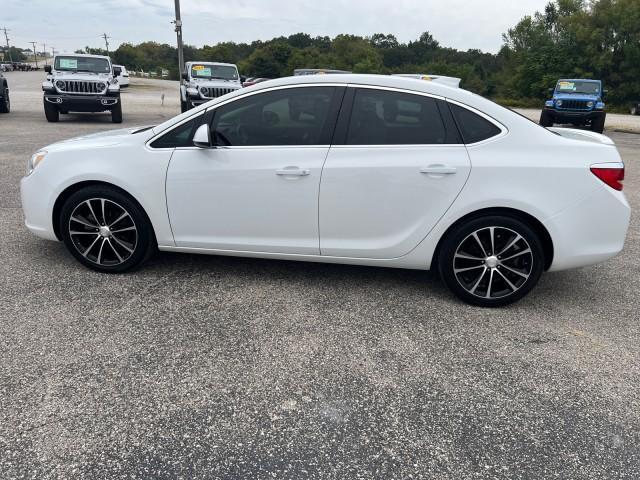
<box><xmin>431</xmin><ymin>207</ymin><xmax>554</xmax><ymax>272</ymax></box>
<box><xmin>52</xmin><ymin>180</ymin><xmax>156</xmax><ymax>243</ymax></box>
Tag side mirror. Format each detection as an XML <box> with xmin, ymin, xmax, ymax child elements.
<box><xmin>181</xmin><ymin>72</ymin><xmax>188</xmax><ymax>81</ymax></box>
<box><xmin>240</xmin><ymin>75</ymin><xmax>247</xmax><ymax>83</ymax></box>
<box><xmin>44</xmin><ymin>65</ymin><xmax>52</xmax><ymax>73</ymax></box>
<box><xmin>113</xmin><ymin>66</ymin><xmax>122</xmax><ymax>77</ymax></box>
<box><xmin>193</xmin><ymin>124</ymin><xmax>213</xmax><ymax>148</ymax></box>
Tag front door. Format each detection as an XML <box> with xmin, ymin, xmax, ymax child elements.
<box><xmin>166</xmin><ymin>86</ymin><xmax>342</xmax><ymax>254</ymax></box>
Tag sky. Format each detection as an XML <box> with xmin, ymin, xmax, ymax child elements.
<box><xmin>4</xmin><ymin>0</ymin><xmax>550</xmax><ymax>55</ymax></box>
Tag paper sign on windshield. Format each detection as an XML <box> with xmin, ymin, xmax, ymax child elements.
<box><xmin>558</xmin><ymin>81</ymin><xmax>575</xmax><ymax>91</ymax></box>
<box><xmin>59</xmin><ymin>58</ymin><xmax>78</xmax><ymax>69</ymax></box>
<box><xmin>192</xmin><ymin>65</ymin><xmax>211</xmax><ymax>77</ymax></box>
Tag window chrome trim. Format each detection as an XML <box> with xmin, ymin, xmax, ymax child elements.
<box><xmin>146</xmin><ymin>83</ymin><xmax>344</xmax><ymax>150</ymax></box>
<box><xmin>445</xmin><ymin>98</ymin><xmax>509</xmax><ymax>146</ymax></box>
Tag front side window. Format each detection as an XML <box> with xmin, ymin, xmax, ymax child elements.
<box><xmin>345</xmin><ymin>89</ymin><xmax>447</xmax><ymax>145</ymax></box>
<box><xmin>211</xmin><ymin>87</ymin><xmax>337</xmax><ymax>146</ymax></box>
<box><xmin>54</xmin><ymin>56</ymin><xmax>111</xmax><ymax>74</ymax></box>
<box><xmin>449</xmin><ymin>104</ymin><xmax>502</xmax><ymax>144</ymax></box>
<box><xmin>150</xmin><ymin>118</ymin><xmax>198</xmax><ymax>148</ymax></box>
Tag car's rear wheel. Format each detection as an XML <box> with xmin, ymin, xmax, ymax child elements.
<box><xmin>438</xmin><ymin>216</ymin><xmax>545</xmax><ymax>307</ymax></box>
<box><xmin>43</xmin><ymin>100</ymin><xmax>59</xmax><ymax>122</ymax></box>
<box><xmin>59</xmin><ymin>186</ymin><xmax>156</xmax><ymax>273</ymax></box>
<box><xmin>0</xmin><ymin>87</ymin><xmax>9</xmax><ymax>113</ymax></box>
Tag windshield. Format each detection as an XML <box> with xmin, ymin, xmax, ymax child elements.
<box><xmin>190</xmin><ymin>64</ymin><xmax>238</xmax><ymax>80</ymax></box>
<box><xmin>555</xmin><ymin>80</ymin><xmax>600</xmax><ymax>95</ymax></box>
<box><xmin>54</xmin><ymin>56</ymin><xmax>111</xmax><ymax>74</ymax></box>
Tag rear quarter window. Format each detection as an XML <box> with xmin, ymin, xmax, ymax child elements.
<box><xmin>450</xmin><ymin>103</ymin><xmax>502</xmax><ymax>144</ymax></box>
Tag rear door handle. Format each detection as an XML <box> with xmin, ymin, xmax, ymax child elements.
<box><xmin>420</xmin><ymin>165</ymin><xmax>457</xmax><ymax>175</ymax></box>
<box><xmin>276</xmin><ymin>167</ymin><xmax>310</xmax><ymax>177</ymax></box>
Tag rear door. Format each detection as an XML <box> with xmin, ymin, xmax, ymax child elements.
<box><xmin>319</xmin><ymin>87</ymin><xmax>471</xmax><ymax>259</ymax></box>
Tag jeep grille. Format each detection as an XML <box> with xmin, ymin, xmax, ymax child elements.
<box><xmin>558</xmin><ymin>99</ymin><xmax>590</xmax><ymax>110</ymax></box>
<box><xmin>200</xmin><ymin>87</ymin><xmax>236</xmax><ymax>99</ymax></box>
<box><xmin>57</xmin><ymin>80</ymin><xmax>107</xmax><ymax>95</ymax></box>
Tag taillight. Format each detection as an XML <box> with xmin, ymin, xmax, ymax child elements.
<box><xmin>591</xmin><ymin>164</ymin><xmax>624</xmax><ymax>191</ymax></box>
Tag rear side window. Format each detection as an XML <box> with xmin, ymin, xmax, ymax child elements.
<box><xmin>346</xmin><ymin>89</ymin><xmax>448</xmax><ymax>145</ymax></box>
<box><xmin>449</xmin><ymin>104</ymin><xmax>502</xmax><ymax>144</ymax></box>
<box><xmin>150</xmin><ymin>118</ymin><xmax>198</xmax><ymax>148</ymax></box>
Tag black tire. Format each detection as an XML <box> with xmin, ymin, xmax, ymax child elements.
<box><xmin>438</xmin><ymin>216</ymin><xmax>545</xmax><ymax>307</ymax></box>
<box><xmin>539</xmin><ymin>110</ymin><xmax>553</xmax><ymax>127</ymax></box>
<box><xmin>59</xmin><ymin>185</ymin><xmax>156</xmax><ymax>273</ymax></box>
<box><xmin>0</xmin><ymin>87</ymin><xmax>9</xmax><ymax>113</ymax></box>
<box><xmin>591</xmin><ymin>113</ymin><xmax>606</xmax><ymax>133</ymax></box>
<box><xmin>180</xmin><ymin>99</ymin><xmax>190</xmax><ymax>113</ymax></box>
<box><xmin>44</xmin><ymin>99</ymin><xmax>59</xmax><ymax>122</ymax></box>
<box><xmin>111</xmin><ymin>100</ymin><xmax>123</xmax><ymax>123</ymax></box>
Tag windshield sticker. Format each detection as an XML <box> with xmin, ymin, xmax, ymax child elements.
<box><xmin>193</xmin><ymin>66</ymin><xmax>212</xmax><ymax>77</ymax></box>
<box><xmin>59</xmin><ymin>58</ymin><xmax>78</xmax><ymax>69</ymax></box>
<box><xmin>558</xmin><ymin>81</ymin><xmax>576</xmax><ymax>91</ymax></box>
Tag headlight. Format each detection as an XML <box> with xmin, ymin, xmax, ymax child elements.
<box><xmin>27</xmin><ymin>150</ymin><xmax>47</xmax><ymax>176</ymax></box>
<box><xmin>55</xmin><ymin>80</ymin><xmax>66</xmax><ymax>90</ymax></box>
<box><xmin>556</xmin><ymin>99</ymin><xmax>563</xmax><ymax>106</ymax></box>
<box><xmin>186</xmin><ymin>87</ymin><xmax>198</xmax><ymax>96</ymax></box>
<box><xmin>587</xmin><ymin>101</ymin><xmax>594</xmax><ymax>108</ymax></box>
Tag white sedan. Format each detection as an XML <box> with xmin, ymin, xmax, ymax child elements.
<box><xmin>21</xmin><ymin>75</ymin><xmax>630</xmax><ymax>307</ymax></box>
<box><xmin>113</xmin><ymin>64</ymin><xmax>129</xmax><ymax>88</ymax></box>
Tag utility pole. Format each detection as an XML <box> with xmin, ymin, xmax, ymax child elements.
<box><xmin>102</xmin><ymin>33</ymin><xmax>111</xmax><ymax>56</ymax></box>
<box><xmin>172</xmin><ymin>0</ymin><xmax>184</xmax><ymax>78</ymax></box>
<box><xmin>51</xmin><ymin>47</ymin><xmax>55</xmax><ymax>62</ymax></box>
<box><xmin>1</xmin><ymin>27</ymin><xmax>13</xmax><ymax>63</ymax></box>
<box><xmin>31</xmin><ymin>41</ymin><xmax>39</xmax><ymax>68</ymax></box>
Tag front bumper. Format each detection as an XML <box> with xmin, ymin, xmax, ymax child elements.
<box><xmin>20</xmin><ymin>173</ymin><xmax>59</xmax><ymax>241</ymax></box>
<box><xmin>43</xmin><ymin>93</ymin><xmax>120</xmax><ymax>112</ymax></box>
<box><xmin>545</xmin><ymin>107</ymin><xmax>604</xmax><ymax>123</ymax></box>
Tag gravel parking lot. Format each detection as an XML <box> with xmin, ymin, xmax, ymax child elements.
<box><xmin>1</xmin><ymin>71</ymin><xmax>639</xmax><ymax>479</ymax></box>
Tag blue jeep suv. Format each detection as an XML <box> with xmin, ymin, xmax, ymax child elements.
<box><xmin>540</xmin><ymin>79</ymin><xmax>606</xmax><ymax>133</ymax></box>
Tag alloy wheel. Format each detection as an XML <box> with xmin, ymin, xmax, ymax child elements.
<box><xmin>68</xmin><ymin>198</ymin><xmax>138</xmax><ymax>266</ymax></box>
<box><xmin>453</xmin><ymin>226</ymin><xmax>534</xmax><ymax>299</ymax></box>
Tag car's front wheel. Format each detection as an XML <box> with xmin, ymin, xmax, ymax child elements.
<box><xmin>438</xmin><ymin>216</ymin><xmax>545</xmax><ymax>307</ymax></box>
<box><xmin>111</xmin><ymin>101</ymin><xmax>123</xmax><ymax>123</ymax></box>
<box><xmin>59</xmin><ymin>186</ymin><xmax>156</xmax><ymax>273</ymax></box>
<box><xmin>43</xmin><ymin>99</ymin><xmax>59</xmax><ymax>122</ymax></box>
<box><xmin>0</xmin><ymin>87</ymin><xmax>9</xmax><ymax>113</ymax></box>
<box><xmin>539</xmin><ymin>110</ymin><xmax>553</xmax><ymax>127</ymax></box>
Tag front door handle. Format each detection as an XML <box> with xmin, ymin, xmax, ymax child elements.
<box><xmin>276</xmin><ymin>167</ymin><xmax>310</xmax><ymax>177</ymax></box>
<box><xmin>420</xmin><ymin>165</ymin><xmax>457</xmax><ymax>175</ymax></box>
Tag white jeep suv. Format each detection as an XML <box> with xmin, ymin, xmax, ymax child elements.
<box><xmin>180</xmin><ymin>61</ymin><xmax>242</xmax><ymax>112</ymax></box>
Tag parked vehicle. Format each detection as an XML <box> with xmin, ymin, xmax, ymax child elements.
<box><xmin>21</xmin><ymin>75</ymin><xmax>630</xmax><ymax>307</ymax></box>
<box><xmin>393</xmin><ymin>74</ymin><xmax>462</xmax><ymax>88</ymax></box>
<box><xmin>113</xmin><ymin>64</ymin><xmax>129</xmax><ymax>88</ymax></box>
<box><xmin>243</xmin><ymin>77</ymin><xmax>271</xmax><ymax>88</ymax></box>
<box><xmin>0</xmin><ymin>63</ymin><xmax>13</xmax><ymax>72</ymax></box>
<box><xmin>180</xmin><ymin>61</ymin><xmax>242</xmax><ymax>112</ymax></box>
<box><xmin>0</xmin><ymin>71</ymin><xmax>9</xmax><ymax>113</ymax></box>
<box><xmin>630</xmin><ymin>101</ymin><xmax>640</xmax><ymax>116</ymax></box>
<box><xmin>294</xmin><ymin>69</ymin><xmax>351</xmax><ymax>76</ymax></box>
<box><xmin>540</xmin><ymin>79</ymin><xmax>607</xmax><ymax>133</ymax></box>
<box><xmin>42</xmin><ymin>54</ymin><xmax>122</xmax><ymax>123</ymax></box>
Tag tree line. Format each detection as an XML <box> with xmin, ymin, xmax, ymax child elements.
<box><xmin>78</xmin><ymin>0</ymin><xmax>639</xmax><ymax>106</ymax></box>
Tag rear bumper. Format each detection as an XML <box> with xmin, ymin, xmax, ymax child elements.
<box><xmin>544</xmin><ymin>182</ymin><xmax>630</xmax><ymax>271</ymax></box>
<box><xmin>43</xmin><ymin>93</ymin><xmax>120</xmax><ymax>112</ymax></box>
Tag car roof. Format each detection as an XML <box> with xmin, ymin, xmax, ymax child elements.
<box><xmin>558</xmin><ymin>79</ymin><xmax>601</xmax><ymax>83</ymax></box>
<box><xmin>55</xmin><ymin>53</ymin><xmax>111</xmax><ymax>60</ymax></box>
<box><xmin>186</xmin><ymin>61</ymin><xmax>237</xmax><ymax>67</ymax></box>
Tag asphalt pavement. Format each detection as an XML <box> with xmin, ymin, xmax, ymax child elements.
<box><xmin>1</xmin><ymin>71</ymin><xmax>639</xmax><ymax>479</ymax></box>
